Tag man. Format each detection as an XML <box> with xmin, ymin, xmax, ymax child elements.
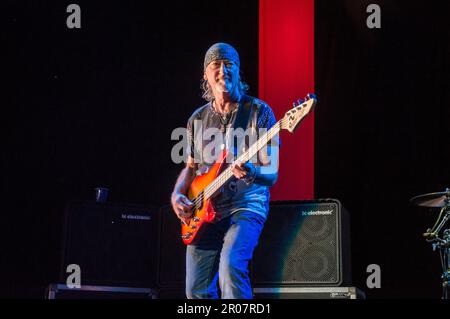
<box><xmin>171</xmin><ymin>42</ymin><xmax>279</xmax><ymax>299</ymax></box>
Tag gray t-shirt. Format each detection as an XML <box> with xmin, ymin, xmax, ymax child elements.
<box><xmin>186</xmin><ymin>95</ymin><xmax>277</xmax><ymax>221</ymax></box>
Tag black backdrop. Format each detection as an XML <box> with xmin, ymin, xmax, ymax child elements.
<box><xmin>3</xmin><ymin>0</ymin><xmax>449</xmax><ymax>298</ymax></box>
<box><xmin>3</xmin><ymin>0</ymin><xmax>259</xmax><ymax>298</ymax></box>
<box><xmin>315</xmin><ymin>1</ymin><xmax>450</xmax><ymax>298</ymax></box>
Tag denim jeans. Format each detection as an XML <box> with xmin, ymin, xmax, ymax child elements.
<box><xmin>185</xmin><ymin>210</ymin><xmax>266</xmax><ymax>299</ymax></box>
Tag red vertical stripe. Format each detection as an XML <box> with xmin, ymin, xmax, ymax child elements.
<box><xmin>259</xmin><ymin>0</ymin><xmax>315</xmax><ymax>200</ymax></box>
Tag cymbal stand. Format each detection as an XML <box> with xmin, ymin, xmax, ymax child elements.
<box><xmin>423</xmin><ymin>189</ymin><xmax>450</xmax><ymax>299</ymax></box>
<box><xmin>438</xmin><ymin>230</ymin><xmax>450</xmax><ymax>299</ymax></box>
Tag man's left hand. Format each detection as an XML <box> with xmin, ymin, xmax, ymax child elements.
<box><xmin>231</xmin><ymin>161</ymin><xmax>256</xmax><ymax>180</ymax></box>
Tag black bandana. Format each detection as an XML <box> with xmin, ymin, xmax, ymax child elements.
<box><xmin>203</xmin><ymin>42</ymin><xmax>240</xmax><ymax>71</ymax></box>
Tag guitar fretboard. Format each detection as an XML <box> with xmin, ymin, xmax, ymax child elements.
<box><xmin>202</xmin><ymin>121</ymin><xmax>281</xmax><ymax>200</ymax></box>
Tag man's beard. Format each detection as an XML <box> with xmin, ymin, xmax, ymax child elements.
<box><xmin>215</xmin><ymin>79</ymin><xmax>233</xmax><ymax>93</ymax></box>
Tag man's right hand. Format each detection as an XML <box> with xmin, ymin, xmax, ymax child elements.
<box><xmin>171</xmin><ymin>193</ymin><xmax>194</xmax><ymax>224</ymax></box>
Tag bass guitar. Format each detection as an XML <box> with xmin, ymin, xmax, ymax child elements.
<box><xmin>181</xmin><ymin>94</ymin><xmax>317</xmax><ymax>244</ymax></box>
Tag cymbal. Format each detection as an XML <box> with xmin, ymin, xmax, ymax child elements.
<box><xmin>410</xmin><ymin>191</ymin><xmax>450</xmax><ymax>208</ymax></box>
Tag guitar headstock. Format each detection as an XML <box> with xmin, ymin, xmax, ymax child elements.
<box><xmin>281</xmin><ymin>93</ymin><xmax>317</xmax><ymax>133</ymax></box>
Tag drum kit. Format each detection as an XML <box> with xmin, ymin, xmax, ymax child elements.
<box><xmin>410</xmin><ymin>188</ymin><xmax>450</xmax><ymax>299</ymax></box>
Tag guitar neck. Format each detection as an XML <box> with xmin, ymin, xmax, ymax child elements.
<box><xmin>203</xmin><ymin>121</ymin><xmax>281</xmax><ymax>199</ymax></box>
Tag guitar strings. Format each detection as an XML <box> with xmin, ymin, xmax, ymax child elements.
<box><xmin>191</xmin><ymin>118</ymin><xmax>284</xmax><ymax>208</ymax></box>
<box><xmin>189</xmin><ymin>118</ymin><xmax>287</xmax><ymax>209</ymax></box>
<box><xmin>203</xmin><ymin>121</ymin><xmax>282</xmax><ymax>199</ymax></box>
<box><xmin>191</xmin><ymin>122</ymin><xmax>279</xmax><ymax>207</ymax></box>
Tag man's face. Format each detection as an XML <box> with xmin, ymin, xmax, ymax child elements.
<box><xmin>204</xmin><ymin>59</ymin><xmax>239</xmax><ymax>95</ymax></box>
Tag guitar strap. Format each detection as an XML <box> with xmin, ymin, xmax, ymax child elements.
<box><xmin>232</xmin><ymin>95</ymin><xmax>253</xmax><ymax>158</ymax></box>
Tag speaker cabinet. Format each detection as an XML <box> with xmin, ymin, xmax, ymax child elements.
<box><xmin>60</xmin><ymin>201</ymin><xmax>159</xmax><ymax>288</ymax></box>
<box><xmin>157</xmin><ymin>205</ymin><xmax>186</xmax><ymax>298</ymax></box>
<box><xmin>252</xmin><ymin>199</ymin><xmax>351</xmax><ymax>287</ymax></box>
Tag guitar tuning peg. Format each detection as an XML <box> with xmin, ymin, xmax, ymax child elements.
<box><xmin>297</xmin><ymin>99</ymin><xmax>303</xmax><ymax>105</ymax></box>
<box><xmin>292</xmin><ymin>102</ymin><xmax>297</xmax><ymax>108</ymax></box>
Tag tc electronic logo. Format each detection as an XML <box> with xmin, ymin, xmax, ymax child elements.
<box><xmin>121</xmin><ymin>214</ymin><xmax>151</xmax><ymax>220</ymax></box>
<box><xmin>301</xmin><ymin>210</ymin><xmax>333</xmax><ymax>216</ymax></box>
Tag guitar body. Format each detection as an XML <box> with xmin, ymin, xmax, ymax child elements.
<box><xmin>181</xmin><ymin>150</ymin><xmax>228</xmax><ymax>245</ymax></box>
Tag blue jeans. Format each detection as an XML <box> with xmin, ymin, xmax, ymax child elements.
<box><xmin>185</xmin><ymin>211</ymin><xmax>266</xmax><ymax>299</ymax></box>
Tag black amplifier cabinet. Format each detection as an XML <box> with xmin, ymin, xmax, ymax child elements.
<box><xmin>253</xmin><ymin>199</ymin><xmax>351</xmax><ymax>287</ymax></box>
<box><xmin>60</xmin><ymin>201</ymin><xmax>159</xmax><ymax>288</ymax></box>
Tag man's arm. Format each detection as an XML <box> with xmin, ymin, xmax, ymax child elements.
<box><xmin>255</xmin><ymin>146</ymin><xmax>279</xmax><ymax>186</ymax></box>
<box><xmin>232</xmin><ymin>139</ymin><xmax>279</xmax><ymax>187</ymax></box>
<box><xmin>172</xmin><ymin>160</ymin><xmax>196</xmax><ymax>198</ymax></box>
<box><xmin>171</xmin><ymin>156</ymin><xmax>197</xmax><ymax>223</ymax></box>
<box><xmin>239</xmin><ymin>103</ymin><xmax>279</xmax><ymax>187</ymax></box>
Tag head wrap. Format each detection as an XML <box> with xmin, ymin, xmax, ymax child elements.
<box><xmin>204</xmin><ymin>42</ymin><xmax>240</xmax><ymax>71</ymax></box>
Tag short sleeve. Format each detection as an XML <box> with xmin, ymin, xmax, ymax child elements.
<box><xmin>257</xmin><ymin>104</ymin><xmax>276</xmax><ymax>130</ymax></box>
<box><xmin>256</xmin><ymin>103</ymin><xmax>280</xmax><ymax>149</ymax></box>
